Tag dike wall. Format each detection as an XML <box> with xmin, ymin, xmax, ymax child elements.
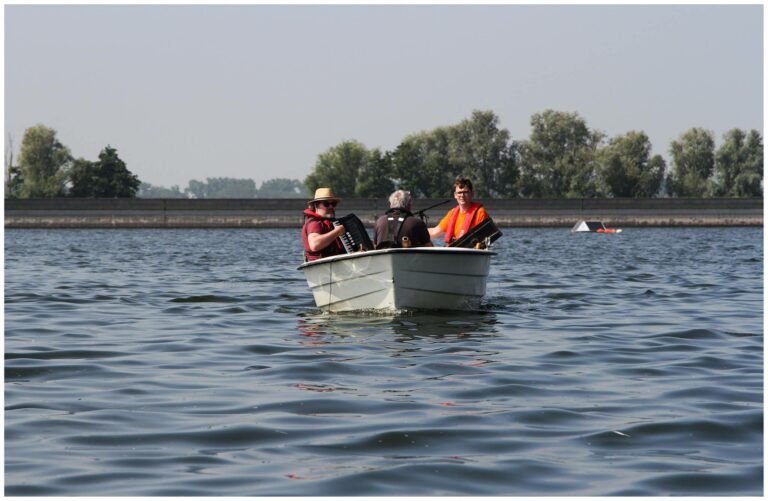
<box><xmin>4</xmin><ymin>197</ymin><xmax>763</xmax><ymax>228</ymax></box>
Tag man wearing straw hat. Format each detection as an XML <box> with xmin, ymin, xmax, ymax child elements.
<box><xmin>301</xmin><ymin>187</ymin><xmax>346</xmax><ymax>262</ymax></box>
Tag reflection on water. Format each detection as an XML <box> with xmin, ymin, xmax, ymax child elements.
<box><xmin>296</xmin><ymin>310</ymin><xmax>501</xmax><ymax>342</ymax></box>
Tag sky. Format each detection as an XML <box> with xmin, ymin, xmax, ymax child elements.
<box><xmin>4</xmin><ymin>3</ymin><xmax>764</xmax><ymax>189</ymax></box>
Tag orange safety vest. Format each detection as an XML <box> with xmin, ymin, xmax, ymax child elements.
<box><xmin>444</xmin><ymin>202</ymin><xmax>482</xmax><ymax>243</ymax></box>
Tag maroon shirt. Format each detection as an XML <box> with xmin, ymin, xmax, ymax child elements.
<box><xmin>302</xmin><ymin>214</ymin><xmax>342</xmax><ymax>261</ymax></box>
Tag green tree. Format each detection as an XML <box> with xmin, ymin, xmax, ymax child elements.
<box><xmin>667</xmin><ymin>127</ymin><xmax>715</xmax><ymax>197</ymax></box>
<box><xmin>390</xmin><ymin>110</ymin><xmax>517</xmax><ymax>198</ymax></box>
<box><xmin>5</xmin><ymin>133</ymin><xmax>23</xmax><ymax>198</ymax></box>
<box><xmin>597</xmin><ymin>131</ymin><xmax>665</xmax><ymax>197</ymax></box>
<box><xmin>137</xmin><ymin>182</ymin><xmax>186</xmax><ymax>198</ymax></box>
<box><xmin>517</xmin><ymin>110</ymin><xmax>604</xmax><ymax>198</ymax></box>
<box><xmin>257</xmin><ymin>178</ymin><xmax>307</xmax><ymax>198</ymax></box>
<box><xmin>392</xmin><ymin>127</ymin><xmax>457</xmax><ymax>198</ymax></box>
<box><xmin>449</xmin><ymin>110</ymin><xmax>518</xmax><ymax>198</ymax></box>
<box><xmin>713</xmin><ymin>129</ymin><xmax>763</xmax><ymax>197</ymax></box>
<box><xmin>5</xmin><ymin>166</ymin><xmax>23</xmax><ymax>198</ymax></box>
<box><xmin>391</xmin><ymin>133</ymin><xmax>429</xmax><ymax>197</ymax></box>
<box><xmin>645</xmin><ymin>155</ymin><xmax>667</xmax><ymax>197</ymax></box>
<box><xmin>185</xmin><ymin>179</ymin><xmax>207</xmax><ymax>199</ymax></box>
<box><xmin>185</xmin><ymin>177</ymin><xmax>257</xmax><ymax>198</ymax></box>
<box><xmin>355</xmin><ymin>149</ymin><xmax>395</xmax><ymax>197</ymax></box>
<box><xmin>69</xmin><ymin>146</ymin><xmax>140</xmax><ymax>197</ymax></box>
<box><xmin>68</xmin><ymin>158</ymin><xmax>97</xmax><ymax>197</ymax></box>
<box><xmin>304</xmin><ymin>140</ymin><xmax>368</xmax><ymax>197</ymax></box>
<box><xmin>17</xmin><ymin>124</ymin><xmax>71</xmax><ymax>197</ymax></box>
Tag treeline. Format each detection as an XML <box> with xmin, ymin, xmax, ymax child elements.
<box><xmin>4</xmin><ymin>124</ymin><xmax>306</xmax><ymax>199</ymax></box>
<box><xmin>7</xmin><ymin>111</ymin><xmax>763</xmax><ymax>200</ymax></box>
<box><xmin>138</xmin><ymin>178</ymin><xmax>305</xmax><ymax>199</ymax></box>
<box><xmin>305</xmin><ymin>110</ymin><xmax>763</xmax><ymax>199</ymax></box>
<box><xmin>5</xmin><ymin>125</ymin><xmax>140</xmax><ymax>198</ymax></box>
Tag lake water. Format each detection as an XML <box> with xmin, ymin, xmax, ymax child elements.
<box><xmin>4</xmin><ymin>227</ymin><xmax>763</xmax><ymax>496</ymax></box>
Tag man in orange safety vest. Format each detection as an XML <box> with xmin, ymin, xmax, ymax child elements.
<box><xmin>428</xmin><ymin>177</ymin><xmax>489</xmax><ymax>244</ymax></box>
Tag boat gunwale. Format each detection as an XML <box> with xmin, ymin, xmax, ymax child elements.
<box><xmin>297</xmin><ymin>247</ymin><xmax>496</xmax><ymax>270</ymax></box>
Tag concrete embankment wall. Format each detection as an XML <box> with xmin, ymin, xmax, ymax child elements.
<box><xmin>4</xmin><ymin>197</ymin><xmax>763</xmax><ymax>228</ymax></box>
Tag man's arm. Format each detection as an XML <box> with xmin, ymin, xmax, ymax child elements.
<box><xmin>428</xmin><ymin>226</ymin><xmax>444</xmax><ymax>238</ymax></box>
<box><xmin>307</xmin><ymin>224</ymin><xmax>345</xmax><ymax>252</ymax></box>
<box><xmin>429</xmin><ymin>209</ymin><xmax>451</xmax><ymax>238</ymax></box>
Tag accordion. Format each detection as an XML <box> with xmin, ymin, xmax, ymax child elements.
<box><xmin>332</xmin><ymin>214</ymin><xmax>374</xmax><ymax>254</ymax></box>
<box><xmin>449</xmin><ymin>217</ymin><xmax>502</xmax><ymax>249</ymax></box>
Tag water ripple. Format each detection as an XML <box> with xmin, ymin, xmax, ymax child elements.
<box><xmin>4</xmin><ymin>227</ymin><xmax>763</xmax><ymax>495</ymax></box>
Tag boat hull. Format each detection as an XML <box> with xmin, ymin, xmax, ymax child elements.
<box><xmin>298</xmin><ymin>247</ymin><xmax>494</xmax><ymax>312</ymax></box>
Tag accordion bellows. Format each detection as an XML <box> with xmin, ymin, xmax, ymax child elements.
<box><xmin>332</xmin><ymin>214</ymin><xmax>374</xmax><ymax>253</ymax></box>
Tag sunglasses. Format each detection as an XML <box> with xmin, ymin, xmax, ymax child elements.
<box><xmin>319</xmin><ymin>201</ymin><xmax>337</xmax><ymax>208</ymax></box>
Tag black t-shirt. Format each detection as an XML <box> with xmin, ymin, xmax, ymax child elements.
<box><xmin>373</xmin><ymin>210</ymin><xmax>431</xmax><ymax>248</ymax></box>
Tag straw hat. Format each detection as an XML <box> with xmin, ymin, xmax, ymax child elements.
<box><xmin>308</xmin><ymin>187</ymin><xmax>341</xmax><ymax>205</ymax></box>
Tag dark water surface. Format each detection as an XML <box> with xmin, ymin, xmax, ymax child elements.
<box><xmin>5</xmin><ymin>228</ymin><xmax>763</xmax><ymax>496</ymax></box>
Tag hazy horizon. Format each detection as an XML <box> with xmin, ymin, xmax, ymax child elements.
<box><xmin>5</xmin><ymin>4</ymin><xmax>763</xmax><ymax>189</ymax></box>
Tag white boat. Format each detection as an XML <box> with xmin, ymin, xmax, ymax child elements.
<box><xmin>298</xmin><ymin>247</ymin><xmax>495</xmax><ymax>312</ymax></box>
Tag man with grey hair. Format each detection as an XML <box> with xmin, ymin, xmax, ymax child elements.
<box><xmin>373</xmin><ymin>190</ymin><xmax>433</xmax><ymax>249</ymax></box>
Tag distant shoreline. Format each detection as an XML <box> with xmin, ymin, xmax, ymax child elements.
<box><xmin>4</xmin><ymin>198</ymin><xmax>763</xmax><ymax>228</ymax></box>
